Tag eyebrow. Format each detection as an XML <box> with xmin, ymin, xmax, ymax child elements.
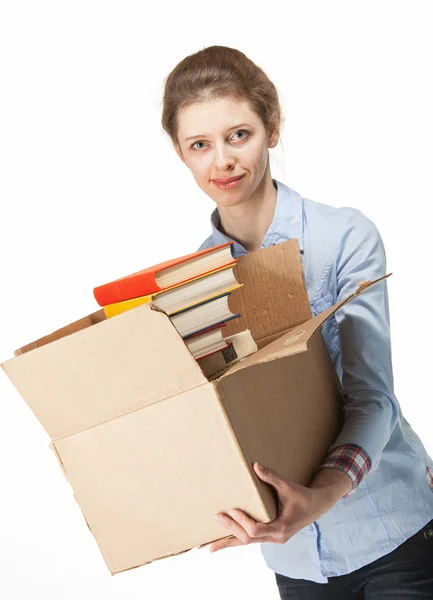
<box><xmin>185</xmin><ymin>123</ymin><xmax>251</xmax><ymax>142</ymax></box>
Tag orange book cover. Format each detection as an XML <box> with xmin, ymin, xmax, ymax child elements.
<box><xmin>93</xmin><ymin>242</ymin><xmax>235</xmax><ymax>307</ymax></box>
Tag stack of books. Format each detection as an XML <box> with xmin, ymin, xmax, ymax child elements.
<box><xmin>93</xmin><ymin>243</ymin><xmax>257</xmax><ymax>378</ymax></box>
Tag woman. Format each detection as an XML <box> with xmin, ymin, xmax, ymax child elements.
<box><xmin>161</xmin><ymin>45</ymin><xmax>433</xmax><ymax>598</ymax></box>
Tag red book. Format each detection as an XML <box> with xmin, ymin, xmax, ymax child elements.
<box><xmin>93</xmin><ymin>242</ymin><xmax>235</xmax><ymax>307</ymax></box>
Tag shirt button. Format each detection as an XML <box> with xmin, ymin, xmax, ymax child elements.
<box><xmin>424</xmin><ymin>528</ymin><xmax>433</xmax><ymax>540</ymax></box>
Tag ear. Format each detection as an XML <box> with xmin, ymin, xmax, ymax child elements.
<box><xmin>268</xmin><ymin>111</ymin><xmax>280</xmax><ymax>147</ymax></box>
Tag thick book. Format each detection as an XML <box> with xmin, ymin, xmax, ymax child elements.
<box><xmin>184</xmin><ymin>323</ymin><xmax>227</xmax><ymax>360</ymax></box>
<box><xmin>93</xmin><ymin>242</ymin><xmax>235</xmax><ymax>306</ymax></box>
<box><xmin>198</xmin><ymin>329</ymin><xmax>258</xmax><ymax>379</ymax></box>
<box><xmin>103</xmin><ymin>264</ymin><xmax>241</xmax><ymax>318</ymax></box>
<box><xmin>170</xmin><ymin>292</ymin><xmax>240</xmax><ymax>339</ymax></box>
<box><xmin>195</xmin><ymin>341</ymin><xmax>235</xmax><ymax>365</ymax></box>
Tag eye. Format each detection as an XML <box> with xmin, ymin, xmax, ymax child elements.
<box><xmin>232</xmin><ymin>129</ymin><xmax>249</xmax><ymax>140</ymax></box>
<box><xmin>190</xmin><ymin>129</ymin><xmax>249</xmax><ymax>151</ymax></box>
<box><xmin>191</xmin><ymin>140</ymin><xmax>207</xmax><ymax>151</ymax></box>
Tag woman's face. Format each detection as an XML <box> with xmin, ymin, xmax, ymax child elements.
<box><xmin>175</xmin><ymin>97</ymin><xmax>278</xmax><ymax>208</ymax></box>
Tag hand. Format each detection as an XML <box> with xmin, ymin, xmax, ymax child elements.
<box><xmin>208</xmin><ymin>461</ymin><xmax>352</xmax><ymax>552</ymax></box>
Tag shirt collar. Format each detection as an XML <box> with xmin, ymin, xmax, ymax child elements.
<box><xmin>209</xmin><ymin>178</ymin><xmax>304</xmax><ymax>257</ymax></box>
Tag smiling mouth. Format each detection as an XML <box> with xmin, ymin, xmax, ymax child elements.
<box><xmin>212</xmin><ymin>175</ymin><xmax>243</xmax><ymax>184</ymax></box>
<box><xmin>212</xmin><ymin>175</ymin><xmax>245</xmax><ymax>188</ymax></box>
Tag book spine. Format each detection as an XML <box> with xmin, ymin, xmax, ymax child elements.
<box><xmin>103</xmin><ymin>294</ymin><xmax>154</xmax><ymax>318</ymax></box>
<box><xmin>93</xmin><ymin>272</ymin><xmax>159</xmax><ymax>306</ymax></box>
<box><xmin>93</xmin><ymin>243</ymin><xmax>237</xmax><ymax>307</ymax></box>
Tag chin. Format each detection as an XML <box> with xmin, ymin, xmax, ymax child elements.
<box><xmin>212</xmin><ymin>191</ymin><xmax>246</xmax><ymax>208</ymax></box>
<box><xmin>207</xmin><ymin>182</ymin><xmax>248</xmax><ymax>203</ymax></box>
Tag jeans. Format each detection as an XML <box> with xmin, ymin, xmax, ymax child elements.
<box><xmin>275</xmin><ymin>519</ymin><xmax>433</xmax><ymax>599</ymax></box>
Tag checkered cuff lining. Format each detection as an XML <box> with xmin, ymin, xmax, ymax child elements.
<box><xmin>316</xmin><ymin>443</ymin><xmax>372</xmax><ymax>498</ymax></box>
<box><xmin>426</xmin><ymin>466</ymin><xmax>433</xmax><ymax>491</ymax></box>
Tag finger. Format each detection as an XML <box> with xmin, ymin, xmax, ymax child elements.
<box><xmin>210</xmin><ymin>532</ymin><xmax>283</xmax><ymax>551</ymax></box>
<box><xmin>209</xmin><ymin>536</ymin><xmax>243</xmax><ymax>552</ymax></box>
<box><xmin>227</xmin><ymin>508</ymin><xmax>279</xmax><ymax>538</ymax></box>
<box><xmin>215</xmin><ymin>513</ymin><xmax>253</xmax><ymax>546</ymax></box>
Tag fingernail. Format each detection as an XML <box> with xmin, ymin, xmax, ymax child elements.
<box><xmin>215</xmin><ymin>514</ymin><xmax>222</xmax><ymax>521</ymax></box>
<box><xmin>256</xmin><ymin>462</ymin><xmax>264</xmax><ymax>470</ymax></box>
<box><xmin>228</xmin><ymin>510</ymin><xmax>236</xmax><ymax>517</ymax></box>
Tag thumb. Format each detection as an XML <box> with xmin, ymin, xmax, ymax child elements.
<box><xmin>253</xmin><ymin>462</ymin><xmax>286</xmax><ymax>491</ymax></box>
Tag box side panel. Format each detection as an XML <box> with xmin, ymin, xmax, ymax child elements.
<box><xmin>221</xmin><ymin>240</ymin><xmax>312</xmax><ymax>346</ymax></box>
<box><xmin>216</xmin><ymin>334</ymin><xmax>344</xmax><ymax>488</ymax></box>
<box><xmin>53</xmin><ymin>383</ymin><xmax>270</xmax><ymax>575</ymax></box>
<box><xmin>2</xmin><ymin>305</ymin><xmax>206</xmax><ymax>440</ymax></box>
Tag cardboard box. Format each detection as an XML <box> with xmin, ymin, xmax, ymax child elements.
<box><xmin>1</xmin><ymin>240</ymin><xmax>387</xmax><ymax>575</ymax></box>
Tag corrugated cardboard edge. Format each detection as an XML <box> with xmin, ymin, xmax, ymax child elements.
<box><xmin>217</xmin><ymin>273</ymin><xmax>392</xmax><ymax>378</ymax></box>
<box><xmin>216</xmin><ymin>336</ymin><xmax>307</xmax><ymax>379</ymax></box>
<box><xmin>302</xmin><ymin>273</ymin><xmax>392</xmax><ymax>342</ymax></box>
<box><xmin>8</xmin><ymin>302</ymin><xmax>192</xmax><ymax>362</ymax></box>
<box><xmin>50</xmin><ymin>441</ymin><xmax>118</xmax><ymax>572</ymax></box>
<box><xmin>9</xmin><ymin>303</ymin><xmax>176</xmax><ymax>359</ymax></box>
<box><xmin>111</xmin><ymin>532</ymin><xmax>238</xmax><ymax>572</ymax></box>
<box><xmin>49</xmin><ymin>441</ymin><xmax>69</xmax><ymax>482</ymax></box>
<box><xmin>211</xmin><ymin>386</ymin><xmax>277</xmax><ymax>521</ymax></box>
<box><xmin>49</xmin><ymin>444</ymin><xmax>94</xmax><ymax>530</ymax></box>
<box><xmin>12</xmin><ymin>310</ymin><xmax>107</xmax><ymax>356</ymax></box>
<box><xmin>108</xmin><ymin>537</ymin><xmax>240</xmax><ymax>575</ymax></box>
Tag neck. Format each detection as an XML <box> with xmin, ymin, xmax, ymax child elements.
<box><xmin>217</xmin><ymin>169</ymin><xmax>277</xmax><ymax>253</ymax></box>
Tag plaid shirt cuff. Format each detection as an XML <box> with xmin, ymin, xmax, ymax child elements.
<box><xmin>316</xmin><ymin>443</ymin><xmax>372</xmax><ymax>498</ymax></box>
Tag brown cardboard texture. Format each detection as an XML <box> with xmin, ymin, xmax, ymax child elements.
<box><xmin>1</xmin><ymin>240</ymin><xmax>390</xmax><ymax>575</ymax></box>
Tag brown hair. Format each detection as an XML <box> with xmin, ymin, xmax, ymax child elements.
<box><xmin>161</xmin><ymin>45</ymin><xmax>285</xmax><ymax>154</ymax></box>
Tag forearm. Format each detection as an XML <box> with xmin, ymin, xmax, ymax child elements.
<box><xmin>310</xmin><ymin>465</ymin><xmax>353</xmax><ymax>505</ymax></box>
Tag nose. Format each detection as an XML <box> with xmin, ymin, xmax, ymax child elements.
<box><xmin>213</xmin><ymin>142</ymin><xmax>235</xmax><ymax>172</ymax></box>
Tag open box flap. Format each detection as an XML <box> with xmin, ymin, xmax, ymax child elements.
<box><xmin>1</xmin><ymin>303</ymin><xmax>206</xmax><ymax>440</ymax></box>
<box><xmin>295</xmin><ymin>273</ymin><xmax>392</xmax><ymax>343</ymax></box>
<box><xmin>13</xmin><ymin>310</ymin><xmax>107</xmax><ymax>356</ymax></box>
<box><xmin>218</xmin><ymin>274</ymin><xmax>391</xmax><ymax>379</ymax></box>
<box><xmin>220</xmin><ymin>240</ymin><xmax>312</xmax><ymax>349</ymax></box>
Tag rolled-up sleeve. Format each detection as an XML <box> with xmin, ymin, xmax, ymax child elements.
<box><xmin>316</xmin><ymin>210</ymin><xmax>399</xmax><ymax>494</ymax></box>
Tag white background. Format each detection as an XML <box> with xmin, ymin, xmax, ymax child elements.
<box><xmin>0</xmin><ymin>1</ymin><xmax>432</xmax><ymax>598</ymax></box>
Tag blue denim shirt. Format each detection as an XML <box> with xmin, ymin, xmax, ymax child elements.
<box><xmin>197</xmin><ymin>178</ymin><xmax>433</xmax><ymax>583</ymax></box>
